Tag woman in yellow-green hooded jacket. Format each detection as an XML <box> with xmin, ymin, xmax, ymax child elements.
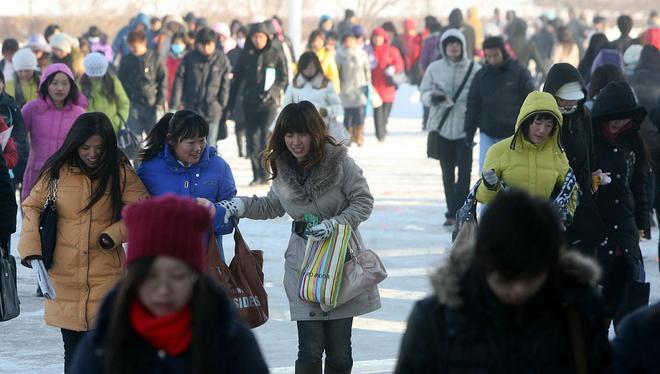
<box><xmin>476</xmin><ymin>91</ymin><xmax>578</xmax><ymax>217</ymax></box>
<box><xmin>80</xmin><ymin>52</ymin><xmax>130</xmax><ymax>132</ymax></box>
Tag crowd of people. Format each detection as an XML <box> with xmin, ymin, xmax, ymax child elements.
<box><xmin>0</xmin><ymin>5</ymin><xmax>660</xmax><ymax>374</ymax></box>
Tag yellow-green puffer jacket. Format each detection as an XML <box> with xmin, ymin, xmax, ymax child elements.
<box><xmin>82</xmin><ymin>76</ymin><xmax>130</xmax><ymax>132</ymax></box>
<box><xmin>476</xmin><ymin>91</ymin><xmax>576</xmax><ymax>209</ymax></box>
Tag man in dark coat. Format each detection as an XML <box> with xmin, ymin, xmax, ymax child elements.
<box><xmin>543</xmin><ymin>63</ymin><xmax>606</xmax><ymax>255</ymax></box>
<box><xmin>465</xmin><ymin>36</ymin><xmax>534</xmax><ymax>170</ymax></box>
<box><xmin>118</xmin><ymin>29</ymin><xmax>168</xmax><ymax>139</ymax></box>
<box><xmin>395</xmin><ymin>191</ymin><xmax>611</xmax><ymax>373</ymax></box>
<box><xmin>229</xmin><ymin>22</ymin><xmax>288</xmax><ymax>186</ymax></box>
<box><xmin>170</xmin><ymin>27</ymin><xmax>232</xmax><ymax>144</ymax></box>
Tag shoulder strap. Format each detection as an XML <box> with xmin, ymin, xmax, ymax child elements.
<box><xmin>435</xmin><ymin>61</ymin><xmax>475</xmax><ymax>132</ymax></box>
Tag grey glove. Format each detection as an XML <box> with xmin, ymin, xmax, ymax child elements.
<box><xmin>307</xmin><ymin>219</ymin><xmax>337</xmax><ymax>241</ymax></box>
<box><xmin>482</xmin><ymin>169</ymin><xmax>500</xmax><ymax>191</ymax></box>
<box><xmin>218</xmin><ymin>198</ymin><xmax>245</xmax><ymax>224</ymax></box>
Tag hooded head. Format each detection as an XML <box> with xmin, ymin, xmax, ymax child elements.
<box><xmin>448</xmin><ymin>8</ymin><xmax>464</xmax><ymax>28</ymax></box>
<box><xmin>440</xmin><ymin>29</ymin><xmax>467</xmax><ymax>62</ymax></box>
<box><xmin>543</xmin><ymin>63</ymin><xmax>587</xmax><ymax>113</ymax></box>
<box><xmin>37</xmin><ymin>63</ymin><xmax>86</xmax><ymax>108</ymax></box>
<box><xmin>623</xmin><ymin>44</ymin><xmax>643</xmax><ymax>72</ymax></box>
<box><xmin>510</xmin><ymin>91</ymin><xmax>563</xmax><ymax>150</ymax></box>
<box><xmin>371</xmin><ymin>27</ymin><xmax>390</xmax><ymax>46</ymax></box>
<box><xmin>246</xmin><ymin>22</ymin><xmax>271</xmax><ymax>51</ymax></box>
<box><xmin>590</xmin><ymin>47</ymin><xmax>624</xmax><ymax>75</ymax></box>
<box><xmin>404</xmin><ymin>19</ymin><xmax>416</xmax><ymax>32</ymax></box>
<box><xmin>591</xmin><ymin>81</ymin><xmax>647</xmax><ymax>129</ymax></box>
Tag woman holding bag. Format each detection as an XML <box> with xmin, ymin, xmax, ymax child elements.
<box><xmin>18</xmin><ymin>112</ymin><xmax>149</xmax><ymax>373</ymax></box>
<box><xmin>220</xmin><ymin>101</ymin><xmax>380</xmax><ymax>374</ymax></box>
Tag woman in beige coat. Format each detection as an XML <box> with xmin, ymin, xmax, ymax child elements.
<box><xmin>220</xmin><ymin>101</ymin><xmax>380</xmax><ymax>374</ymax></box>
<box><xmin>18</xmin><ymin>112</ymin><xmax>149</xmax><ymax>373</ymax></box>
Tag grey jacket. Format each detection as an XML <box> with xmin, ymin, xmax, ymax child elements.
<box><xmin>335</xmin><ymin>46</ymin><xmax>371</xmax><ymax>108</ymax></box>
<box><xmin>420</xmin><ymin>29</ymin><xmax>481</xmax><ymax>140</ymax></box>
<box><xmin>240</xmin><ymin>144</ymin><xmax>380</xmax><ymax>321</ymax></box>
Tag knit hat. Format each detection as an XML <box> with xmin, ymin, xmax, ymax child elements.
<box><xmin>12</xmin><ymin>48</ymin><xmax>39</xmax><ymax>71</ymax></box>
<box><xmin>27</xmin><ymin>34</ymin><xmax>52</xmax><ymax>53</ymax></box>
<box><xmin>83</xmin><ymin>52</ymin><xmax>108</xmax><ymax>77</ymax></box>
<box><xmin>555</xmin><ymin>81</ymin><xmax>584</xmax><ymax>101</ymax></box>
<box><xmin>351</xmin><ymin>25</ymin><xmax>365</xmax><ymax>38</ymax></box>
<box><xmin>50</xmin><ymin>33</ymin><xmax>72</xmax><ymax>54</ymax></box>
<box><xmin>123</xmin><ymin>195</ymin><xmax>211</xmax><ymax>273</ymax></box>
<box><xmin>591</xmin><ymin>81</ymin><xmax>647</xmax><ymax>126</ymax></box>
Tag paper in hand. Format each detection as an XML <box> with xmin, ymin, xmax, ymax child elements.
<box><xmin>264</xmin><ymin>67</ymin><xmax>276</xmax><ymax>91</ymax></box>
<box><xmin>0</xmin><ymin>126</ymin><xmax>12</xmax><ymax>151</ymax></box>
<box><xmin>30</xmin><ymin>259</ymin><xmax>56</xmax><ymax>300</ymax></box>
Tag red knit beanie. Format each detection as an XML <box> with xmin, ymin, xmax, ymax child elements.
<box><xmin>123</xmin><ymin>194</ymin><xmax>210</xmax><ymax>273</ymax></box>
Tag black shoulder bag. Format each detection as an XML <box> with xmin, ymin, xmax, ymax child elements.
<box><xmin>427</xmin><ymin>61</ymin><xmax>475</xmax><ymax>160</ymax></box>
<box><xmin>0</xmin><ymin>238</ymin><xmax>19</xmax><ymax>321</ymax></box>
<box><xmin>39</xmin><ymin>177</ymin><xmax>59</xmax><ymax>270</ymax></box>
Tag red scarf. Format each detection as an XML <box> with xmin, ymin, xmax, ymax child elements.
<box><xmin>601</xmin><ymin>121</ymin><xmax>632</xmax><ymax>143</ymax></box>
<box><xmin>130</xmin><ymin>299</ymin><xmax>193</xmax><ymax>356</ymax></box>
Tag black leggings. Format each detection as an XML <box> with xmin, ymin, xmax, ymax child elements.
<box><xmin>245</xmin><ymin>109</ymin><xmax>277</xmax><ymax>182</ymax></box>
<box><xmin>373</xmin><ymin>102</ymin><xmax>393</xmax><ymax>141</ymax></box>
<box><xmin>437</xmin><ymin>136</ymin><xmax>473</xmax><ymax>218</ymax></box>
<box><xmin>61</xmin><ymin>328</ymin><xmax>87</xmax><ymax>373</ymax></box>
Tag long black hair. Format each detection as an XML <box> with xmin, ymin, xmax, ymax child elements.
<box><xmin>293</xmin><ymin>52</ymin><xmax>329</xmax><ymax>88</ymax></box>
<box><xmin>104</xmin><ymin>257</ymin><xmax>232</xmax><ymax>374</ymax></box>
<box><xmin>38</xmin><ymin>112</ymin><xmax>128</xmax><ymax>218</ymax></box>
<box><xmin>38</xmin><ymin>70</ymin><xmax>79</xmax><ymax>105</ymax></box>
<box><xmin>80</xmin><ymin>72</ymin><xmax>119</xmax><ymax>107</ymax></box>
<box><xmin>138</xmin><ymin>110</ymin><xmax>209</xmax><ymax>162</ymax></box>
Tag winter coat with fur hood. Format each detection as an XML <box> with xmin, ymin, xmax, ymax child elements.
<box><xmin>420</xmin><ymin>29</ymin><xmax>481</xmax><ymax>140</ymax></box>
<box><xmin>239</xmin><ymin>144</ymin><xmax>380</xmax><ymax>321</ymax></box>
<box><xmin>395</xmin><ymin>240</ymin><xmax>611</xmax><ymax>373</ymax></box>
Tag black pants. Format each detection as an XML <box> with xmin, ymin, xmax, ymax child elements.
<box><xmin>235</xmin><ymin>120</ymin><xmax>246</xmax><ymax>157</ymax></box>
<box><xmin>437</xmin><ymin>136</ymin><xmax>472</xmax><ymax>219</ymax></box>
<box><xmin>245</xmin><ymin>109</ymin><xmax>277</xmax><ymax>182</ymax></box>
<box><xmin>297</xmin><ymin>318</ymin><xmax>353</xmax><ymax>371</ymax></box>
<box><xmin>61</xmin><ymin>329</ymin><xmax>86</xmax><ymax>373</ymax></box>
<box><xmin>126</xmin><ymin>103</ymin><xmax>157</xmax><ymax>140</ymax></box>
<box><xmin>373</xmin><ymin>102</ymin><xmax>393</xmax><ymax>141</ymax></box>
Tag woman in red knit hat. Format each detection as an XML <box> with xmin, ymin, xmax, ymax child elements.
<box><xmin>70</xmin><ymin>194</ymin><xmax>268</xmax><ymax>374</ymax></box>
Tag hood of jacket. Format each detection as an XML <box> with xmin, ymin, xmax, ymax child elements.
<box><xmin>274</xmin><ymin>143</ymin><xmax>348</xmax><ymax>204</ymax></box>
<box><xmin>37</xmin><ymin>63</ymin><xmax>87</xmax><ymax>108</ymax></box>
<box><xmin>371</xmin><ymin>27</ymin><xmax>391</xmax><ymax>44</ymax></box>
<box><xmin>245</xmin><ymin>22</ymin><xmax>273</xmax><ymax>53</ymax></box>
<box><xmin>590</xmin><ymin>48</ymin><xmax>624</xmax><ymax>74</ymax></box>
<box><xmin>510</xmin><ymin>91</ymin><xmax>563</xmax><ymax>151</ymax></box>
<box><xmin>431</xmin><ymin>237</ymin><xmax>601</xmax><ymax>309</ymax></box>
<box><xmin>543</xmin><ymin>63</ymin><xmax>587</xmax><ymax>100</ymax></box>
<box><xmin>439</xmin><ymin>28</ymin><xmax>468</xmax><ymax>62</ymax></box>
<box><xmin>130</xmin><ymin>13</ymin><xmax>150</xmax><ymax>30</ymax></box>
<box><xmin>635</xmin><ymin>44</ymin><xmax>660</xmax><ymax>73</ymax></box>
<box><xmin>591</xmin><ymin>81</ymin><xmax>647</xmax><ymax>129</ymax></box>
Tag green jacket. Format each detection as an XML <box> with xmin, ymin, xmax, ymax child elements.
<box><xmin>83</xmin><ymin>76</ymin><xmax>130</xmax><ymax>132</ymax></box>
<box><xmin>477</xmin><ymin>91</ymin><xmax>576</xmax><ymax>209</ymax></box>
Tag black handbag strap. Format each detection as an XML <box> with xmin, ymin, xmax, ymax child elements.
<box><xmin>435</xmin><ymin>61</ymin><xmax>475</xmax><ymax>132</ymax></box>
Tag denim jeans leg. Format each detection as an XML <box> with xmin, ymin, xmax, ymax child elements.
<box><xmin>479</xmin><ymin>133</ymin><xmax>499</xmax><ymax>173</ymax></box>
<box><xmin>323</xmin><ymin>317</ymin><xmax>354</xmax><ymax>371</ymax></box>
<box><xmin>297</xmin><ymin>320</ymin><xmax>325</xmax><ymax>364</ymax></box>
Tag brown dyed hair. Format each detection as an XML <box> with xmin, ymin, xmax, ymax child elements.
<box><xmin>263</xmin><ymin>101</ymin><xmax>338</xmax><ymax>179</ymax></box>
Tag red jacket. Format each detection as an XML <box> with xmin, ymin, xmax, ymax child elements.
<box><xmin>371</xmin><ymin>28</ymin><xmax>405</xmax><ymax>103</ymax></box>
<box><xmin>0</xmin><ymin>120</ymin><xmax>17</xmax><ymax>169</ymax></box>
<box><xmin>400</xmin><ymin>19</ymin><xmax>422</xmax><ymax>71</ymax></box>
<box><xmin>166</xmin><ymin>54</ymin><xmax>183</xmax><ymax>105</ymax></box>
<box><xmin>643</xmin><ymin>27</ymin><xmax>660</xmax><ymax>51</ymax></box>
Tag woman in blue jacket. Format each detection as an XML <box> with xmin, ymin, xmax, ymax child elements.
<box><xmin>137</xmin><ymin>110</ymin><xmax>236</xmax><ymax>259</ymax></box>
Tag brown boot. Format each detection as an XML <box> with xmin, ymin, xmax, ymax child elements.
<box><xmin>355</xmin><ymin>125</ymin><xmax>364</xmax><ymax>146</ymax></box>
<box><xmin>349</xmin><ymin>126</ymin><xmax>357</xmax><ymax>145</ymax></box>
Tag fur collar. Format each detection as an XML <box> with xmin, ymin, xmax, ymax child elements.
<box><xmin>273</xmin><ymin>143</ymin><xmax>347</xmax><ymax>204</ymax></box>
<box><xmin>431</xmin><ymin>237</ymin><xmax>601</xmax><ymax>308</ymax></box>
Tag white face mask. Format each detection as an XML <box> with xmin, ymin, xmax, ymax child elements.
<box><xmin>559</xmin><ymin>104</ymin><xmax>578</xmax><ymax>115</ymax></box>
<box><xmin>237</xmin><ymin>38</ymin><xmax>245</xmax><ymax>49</ymax></box>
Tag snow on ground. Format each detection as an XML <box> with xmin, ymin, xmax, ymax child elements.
<box><xmin>2</xmin><ymin>85</ymin><xmax>659</xmax><ymax>373</ymax></box>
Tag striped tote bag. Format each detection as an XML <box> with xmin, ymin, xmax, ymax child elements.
<box><xmin>298</xmin><ymin>223</ymin><xmax>352</xmax><ymax>307</ymax></box>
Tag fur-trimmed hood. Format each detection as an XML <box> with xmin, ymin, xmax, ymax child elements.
<box><xmin>273</xmin><ymin>143</ymin><xmax>348</xmax><ymax>204</ymax></box>
<box><xmin>431</xmin><ymin>238</ymin><xmax>602</xmax><ymax>308</ymax></box>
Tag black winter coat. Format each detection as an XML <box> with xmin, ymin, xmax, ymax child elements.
<box><xmin>395</xmin><ymin>248</ymin><xmax>611</xmax><ymax>374</ymax></box>
<box><xmin>0</xmin><ymin>92</ymin><xmax>28</xmax><ymax>183</ymax></box>
<box><xmin>71</xmin><ymin>279</ymin><xmax>269</xmax><ymax>374</ymax></box>
<box><xmin>0</xmin><ymin>154</ymin><xmax>16</xmax><ymax>239</ymax></box>
<box><xmin>465</xmin><ymin>58</ymin><xmax>534</xmax><ymax>140</ymax></box>
<box><xmin>118</xmin><ymin>50</ymin><xmax>168</xmax><ymax>108</ymax></box>
<box><xmin>229</xmin><ymin>26</ymin><xmax>288</xmax><ymax>113</ymax></box>
<box><xmin>628</xmin><ymin>45</ymin><xmax>660</xmax><ymax>113</ymax></box>
<box><xmin>612</xmin><ymin>302</ymin><xmax>660</xmax><ymax>373</ymax></box>
<box><xmin>170</xmin><ymin>49</ymin><xmax>232</xmax><ymax>120</ymax></box>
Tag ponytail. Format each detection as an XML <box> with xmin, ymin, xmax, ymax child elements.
<box><xmin>138</xmin><ymin>112</ymin><xmax>174</xmax><ymax>162</ymax></box>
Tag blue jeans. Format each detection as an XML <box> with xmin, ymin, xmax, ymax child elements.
<box><xmin>297</xmin><ymin>318</ymin><xmax>353</xmax><ymax>370</ymax></box>
<box><xmin>479</xmin><ymin>133</ymin><xmax>504</xmax><ymax>173</ymax></box>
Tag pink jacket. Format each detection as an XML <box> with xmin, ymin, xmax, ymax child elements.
<box><xmin>21</xmin><ymin>63</ymin><xmax>87</xmax><ymax>201</ymax></box>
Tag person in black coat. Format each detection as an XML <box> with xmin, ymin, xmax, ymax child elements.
<box><xmin>0</xmin><ymin>153</ymin><xmax>16</xmax><ymax>251</ymax></box>
<box><xmin>229</xmin><ymin>22</ymin><xmax>288</xmax><ymax>185</ymax></box>
<box><xmin>170</xmin><ymin>27</ymin><xmax>232</xmax><ymax>144</ymax></box>
<box><xmin>464</xmin><ymin>36</ymin><xmax>534</xmax><ymax>170</ymax></box>
<box><xmin>543</xmin><ymin>63</ymin><xmax>606</xmax><ymax>255</ymax></box>
<box><xmin>590</xmin><ymin>81</ymin><xmax>651</xmax><ymax>329</ymax></box>
<box><xmin>0</xmin><ymin>71</ymin><xmax>28</xmax><ymax>188</ymax></box>
<box><xmin>71</xmin><ymin>195</ymin><xmax>268</xmax><ymax>374</ymax></box>
<box><xmin>611</xmin><ymin>302</ymin><xmax>660</xmax><ymax>373</ymax></box>
<box><xmin>395</xmin><ymin>191</ymin><xmax>611</xmax><ymax>373</ymax></box>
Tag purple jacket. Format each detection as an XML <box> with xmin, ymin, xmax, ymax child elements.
<box><xmin>590</xmin><ymin>49</ymin><xmax>624</xmax><ymax>75</ymax></box>
<box><xmin>420</xmin><ymin>33</ymin><xmax>442</xmax><ymax>70</ymax></box>
<box><xmin>21</xmin><ymin>63</ymin><xmax>87</xmax><ymax>200</ymax></box>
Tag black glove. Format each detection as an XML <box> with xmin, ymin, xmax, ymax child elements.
<box><xmin>463</xmin><ymin>136</ymin><xmax>475</xmax><ymax>148</ymax></box>
<box><xmin>431</xmin><ymin>93</ymin><xmax>446</xmax><ymax>105</ymax></box>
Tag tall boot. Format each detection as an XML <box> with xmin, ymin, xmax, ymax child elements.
<box><xmin>355</xmin><ymin>125</ymin><xmax>364</xmax><ymax>147</ymax></box>
<box><xmin>295</xmin><ymin>360</ymin><xmax>322</xmax><ymax>374</ymax></box>
<box><xmin>325</xmin><ymin>361</ymin><xmax>352</xmax><ymax>374</ymax></box>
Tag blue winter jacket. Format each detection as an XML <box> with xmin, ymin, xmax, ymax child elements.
<box><xmin>137</xmin><ymin>144</ymin><xmax>237</xmax><ymax>252</ymax></box>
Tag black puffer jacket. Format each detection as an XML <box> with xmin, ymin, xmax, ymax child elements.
<box><xmin>170</xmin><ymin>49</ymin><xmax>232</xmax><ymax>120</ymax></box>
<box><xmin>591</xmin><ymin>82</ymin><xmax>649</xmax><ymax>261</ymax></box>
<box><xmin>465</xmin><ymin>58</ymin><xmax>534</xmax><ymax>140</ymax></box>
<box><xmin>395</xmin><ymin>244</ymin><xmax>611</xmax><ymax>374</ymax></box>
<box><xmin>0</xmin><ymin>92</ymin><xmax>28</xmax><ymax>183</ymax></box>
<box><xmin>229</xmin><ymin>23</ymin><xmax>288</xmax><ymax>113</ymax></box>
<box><xmin>118</xmin><ymin>50</ymin><xmax>168</xmax><ymax>108</ymax></box>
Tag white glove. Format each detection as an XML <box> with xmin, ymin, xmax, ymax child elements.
<box><xmin>384</xmin><ymin>65</ymin><xmax>396</xmax><ymax>76</ymax></box>
<box><xmin>482</xmin><ymin>169</ymin><xmax>500</xmax><ymax>191</ymax></box>
<box><xmin>307</xmin><ymin>219</ymin><xmax>337</xmax><ymax>241</ymax></box>
<box><xmin>218</xmin><ymin>197</ymin><xmax>245</xmax><ymax>224</ymax></box>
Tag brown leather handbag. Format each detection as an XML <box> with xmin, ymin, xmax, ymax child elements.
<box><xmin>207</xmin><ymin>224</ymin><xmax>269</xmax><ymax>328</ymax></box>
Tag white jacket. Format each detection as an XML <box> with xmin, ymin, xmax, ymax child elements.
<box><xmin>282</xmin><ymin>74</ymin><xmax>344</xmax><ymax>119</ymax></box>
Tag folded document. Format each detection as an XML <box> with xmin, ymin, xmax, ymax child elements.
<box><xmin>31</xmin><ymin>259</ymin><xmax>56</xmax><ymax>300</ymax></box>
